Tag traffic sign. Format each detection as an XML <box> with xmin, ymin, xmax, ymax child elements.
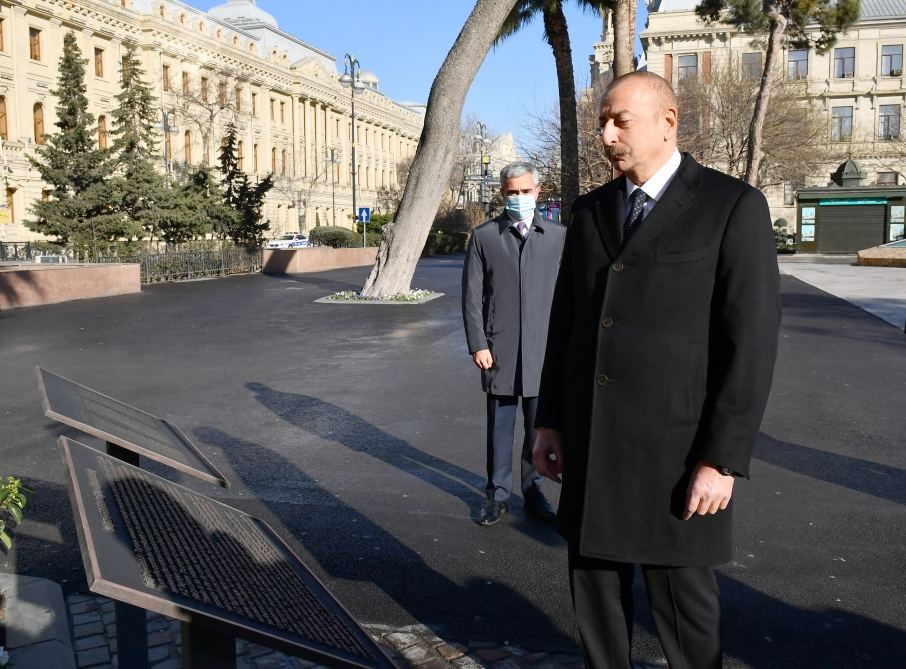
<box><xmin>358</xmin><ymin>207</ymin><xmax>371</xmax><ymax>223</ymax></box>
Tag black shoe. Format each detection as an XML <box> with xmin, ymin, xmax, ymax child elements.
<box><xmin>478</xmin><ymin>500</ymin><xmax>508</xmax><ymax>526</ymax></box>
<box><xmin>523</xmin><ymin>488</ymin><xmax>556</xmax><ymax>521</ymax></box>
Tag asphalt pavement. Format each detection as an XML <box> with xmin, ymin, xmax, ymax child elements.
<box><xmin>1</xmin><ymin>255</ymin><xmax>904</xmax><ymax>668</ymax></box>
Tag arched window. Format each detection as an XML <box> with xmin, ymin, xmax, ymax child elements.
<box><xmin>97</xmin><ymin>115</ymin><xmax>107</xmax><ymax>149</ymax></box>
<box><xmin>253</xmin><ymin>143</ymin><xmax>258</xmax><ymax>172</ymax></box>
<box><xmin>271</xmin><ymin>147</ymin><xmax>276</xmax><ymax>173</ymax></box>
<box><xmin>281</xmin><ymin>149</ymin><xmax>286</xmax><ymax>175</ymax></box>
<box><xmin>33</xmin><ymin>102</ymin><xmax>44</xmax><ymax>144</ymax></box>
<box><xmin>237</xmin><ymin>140</ymin><xmax>244</xmax><ymax>170</ymax></box>
<box><xmin>0</xmin><ymin>97</ymin><xmax>7</xmax><ymax>141</ymax></box>
<box><xmin>184</xmin><ymin>130</ymin><xmax>192</xmax><ymax>165</ymax></box>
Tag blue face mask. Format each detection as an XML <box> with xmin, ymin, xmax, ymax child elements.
<box><xmin>506</xmin><ymin>194</ymin><xmax>536</xmax><ymax>220</ymax></box>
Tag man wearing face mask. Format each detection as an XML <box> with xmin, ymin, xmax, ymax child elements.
<box><xmin>462</xmin><ymin>161</ymin><xmax>567</xmax><ymax>526</ymax></box>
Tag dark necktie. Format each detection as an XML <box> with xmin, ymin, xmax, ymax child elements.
<box><xmin>623</xmin><ymin>188</ymin><xmax>648</xmax><ymax>240</ymax></box>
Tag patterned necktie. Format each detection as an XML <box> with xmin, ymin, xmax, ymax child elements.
<box><xmin>623</xmin><ymin>188</ymin><xmax>648</xmax><ymax>239</ymax></box>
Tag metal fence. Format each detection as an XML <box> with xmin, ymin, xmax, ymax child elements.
<box><xmin>1</xmin><ymin>242</ymin><xmax>263</xmax><ymax>284</ymax></box>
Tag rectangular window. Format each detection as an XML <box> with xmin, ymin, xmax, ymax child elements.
<box><xmin>0</xmin><ymin>18</ymin><xmax>5</xmax><ymax>52</ymax></box>
<box><xmin>831</xmin><ymin>106</ymin><xmax>853</xmax><ymax>141</ymax></box>
<box><xmin>833</xmin><ymin>47</ymin><xmax>855</xmax><ymax>78</ymax></box>
<box><xmin>182</xmin><ymin>71</ymin><xmax>190</xmax><ymax>96</ymax></box>
<box><xmin>881</xmin><ymin>45</ymin><xmax>903</xmax><ymax>76</ymax></box>
<box><xmin>787</xmin><ymin>49</ymin><xmax>808</xmax><ymax>80</ymax></box>
<box><xmin>6</xmin><ymin>188</ymin><xmax>14</xmax><ymax>223</ymax></box>
<box><xmin>677</xmin><ymin>54</ymin><xmax>698</xmax><ymax>80</ymax></box>
<box><xmin>877</xmin><ymin>171</ymin><xmax>898</xmax><ymax>185</ymax></box>
<box><xmin>879</xmin><ymin>104</ymin><xmax>900</xmax><ymax>140</ymax></box>
<box><xmin>234</xmin><ymin>85</ymin><xmax>242</xmax><ymax>112</ymax></box>
<box><xmin>742</xmin><ymin>52</ymin><xmax>762</xmax><ymax>81</ymax></box>
<box><xmin>218</xmin><ymin>81</ymin><xmax>227</xmax><ymax>107</ymax></box>
<box><xmin>251</xmin><ymin>92</ymin><xmax>257</xmax><ymax>115</ymax></box>
<box><xmin>29</xmin><ymin>28</ymin><xmax>40</xmax><ymax>61</ymax></box>
<box><xmin>162</xmin><ymin>64</ymin><xmax>171</xmax><ymax>91</ymax></box>
<box><xmin>270</xmin><ymin>98</ymin><xmax>275</xmax><ymax>121</ymax></box>
<box><xmin>94</xmin><ymin>48</ymin><xmax>104</xmax><ymax>77</ymax></box>
<box><xmin>121</xmin><ymin>55</ymin><xmax>130</xmax><ymax>78</ymax></box>
<box><xmin>201</xmin><ymin>76</ymin><xmax>209</xmax><ymax>102</ymax></box>
<box><xmin>280</xmin><ymin>100</ymin><xmax>285</xmax><ymax>123</ymax></box>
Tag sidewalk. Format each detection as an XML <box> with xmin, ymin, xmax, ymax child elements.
<box><xmin>778</xmin><ymin>256</ymin><xmax>906</xmax><ymax>331</ymax></box>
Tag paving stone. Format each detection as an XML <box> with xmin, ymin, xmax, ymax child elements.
<box><xmin>101</xmin><ymin>611</ymin><xmax>116</xmax><ymax>625</ymax></box>
<box><xmin>105</xmin><ymin>623</ymin><xmax>116</xmax><ymax>638</ymax></box>
<box><xmin>417</xmin><ymin>658</ymin><xmax>456</xmax><ymax>669</ymax></box>
<box><xmin>452</xmin><ymin>656</ymin><xmax>487</xmax><ymax>669</ymax></box>
<box><xmin>73</xmin><ymin>621</ymin><xmax>105</xmax><ymax>638</ymax></box>
<box><xmin>247</xmin><ymin>643</ymin><xmax>277</xmax><ymax>658</ymax></box>
<box><xmin>151</xmin><ymin>660</ymin><xmax>180</xmax><ymax>669</ymax></box>
<box><xmin>493</xmin><ymin>659</ymin><xmax>523</xmax><ymax>669</ymax></box>
<box><xmin>468</xmin><ymin>640</ymin><xmax>498</xmax><ymax>649</ymax></box>
<box><xmin>148</xmin><ymin>629</ymin><xmax>173</xmax><ymax>647</ymax></box>
<box><xmin>72</xmin><ymin>611</ymin><xmax>102</xmax><ymax>626</ymax></box>
<box><xmin>69</xmin><ymin>600</ymin><xmax>98</xmax><ymax>615</ymax></box>
<box><xmin>436</xmin><ymin>643</ymin><xmax>465</xmax><ymax>661</ymax></box>
<box><xmin>253</xmin><ymin>654</ymin><xmax>288</xmax><ymax>669</ymax></box>
<box><xmin>76</xmin><ymin>646</ymin><xmax>111</xmax><ymax>667</ymax></box>
<box><xmin>74</xmin><ymin>633</ymin><xmax>108</xmax><ymax>651</ymax></box>
<box><xmin>522</xmin><ymin>653</ymin><xmax>548</xmax><ymax>664</ymax></box>
<box><xmin>68</xmin><ymin>594</ymin><xmax>94</xmax><ymax>604</ymax></box>
<box><xmin>475</xmin><ymin>648</ymin><xmax>511</xmax><ymax>663</ymax></box>
<box><xmin>401</xmin><ymin>644</ymin><xmax>440</xmax><ymax>664</ymax></box>
<box><xmin>148</xmin><ymin>645</ymin><xmax>171</xmax><ymax>663</ymax></box>
<box><xmin>544</xmin><ymin>654</ymin><xmax>582</xmax><ymax>665</ymax></box>
<box><xmin>385</xmin><ymin>632</ymin><xmax>420</xmax><ymax>651</ymax></box>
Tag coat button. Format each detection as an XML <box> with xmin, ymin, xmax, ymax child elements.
<box><xmin>596</xmin><ymin>373</ymin><xmax>610</xmax><ymax>386</ymax></box>
<box><xmin>612</xmin><ymin>261</ymin><xmax>624</xmax><ymax>272</ymax></box>
<box><xmin>601</xmin><ymin>317</ymin><xmax>614</xmax><ymax>328</ymax></box>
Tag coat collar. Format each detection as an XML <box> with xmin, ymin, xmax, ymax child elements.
<box><xmin>493</xmin><ymin>209</ymin><xmax>551</xmax><ymax>236</ymax></box>
<box><xmin>594</xmin><ymin>153</ymin><xmax>702</xmax><ymax>259</ymax></box>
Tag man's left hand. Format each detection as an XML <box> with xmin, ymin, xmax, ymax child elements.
<box><xmin>683</xmin><ymin>461</ymin><xmax>734</xmax><ymax>520</ymax></box>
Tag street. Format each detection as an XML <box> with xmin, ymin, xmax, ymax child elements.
<box><xmin>0</xmin><ymin>256</ymin><xmax>904</xmax><ymax>668</ymax></box>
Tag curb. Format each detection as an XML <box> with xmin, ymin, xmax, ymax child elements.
<box><xmin>0</xmin><ymin>573</ymin><xmax>76</xmax><ymax>669</ymax></box>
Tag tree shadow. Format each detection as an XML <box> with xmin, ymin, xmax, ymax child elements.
<box><xmin>754</xmin><ymin>433</ymin><xmax>906</xmax><ymax>506</ymax></box>
<box><xmin>718</xmin><ymin>572</ymin><xmax>906</xmax><ymax>668</ymax></box>
<box><xmin>193</xmin><ymin>426</ymin><xmax>577</xmax><ymax>650</ymax></box>
<box><xmin>244</xmin><ymin>382</ymin><xmax>564</xmax><ymax>543</ymax></box>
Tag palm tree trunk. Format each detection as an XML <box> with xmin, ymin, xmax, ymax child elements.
<box><xmin>612</xmin><ymin>0</ymin><xmax>637</xmax><ymax>76</ymax></box>
<box><xmin>744</xmin><ymin>2</ymin><xmax>787</xmax><ymax>187</ymax></box>
<box><xmin>361</xmin><ymin>0</ymin><xmax>519</xmax><ymax>297</ymax></box>
<box><xmin>542</xmin><ymin>3</ymin><xmax>579</xmax><ymax>224</ymax></box>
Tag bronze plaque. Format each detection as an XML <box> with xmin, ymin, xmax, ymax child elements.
<box><xmin>61</xmin><ymin>436</ymin><xmax>395</xmax><ymax>669</ymax></box>
<box><xmin>38</xmin><ymin>367</ymin><xmax>228</xmax><ymax>487</ymax></box>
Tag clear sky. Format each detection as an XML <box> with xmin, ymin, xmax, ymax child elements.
<box><xmin>190</xmin><ymin>1</ymin><xmax>645</xmax><ymax>151</ymax></box>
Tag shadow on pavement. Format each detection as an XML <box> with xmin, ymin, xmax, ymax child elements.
<box><xmin>193</xmin><ymin>425</ymin><xmax>577</xmax><ymax>650</ymax></box>
<box><xmin>754</xmin><ymin>433</ymin><xmax>906</xmax><ymax>506</ymax></box>
<box><xmin>719</xmin><ymin>573</ymin><xmax>906</xmax><ymax>668</ymax></box>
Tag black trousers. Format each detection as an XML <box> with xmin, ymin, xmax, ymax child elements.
<box><xmin>485</xmin><ymin>394</ymin><xmax>542</xmax><ymax>501</ymax></box>
<box><xmin>569</xmin><ymin>551</ymin><xmax>722</xmax><ymax>669</ymax></box>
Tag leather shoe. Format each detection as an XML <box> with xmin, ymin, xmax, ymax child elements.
<box><xmin>478</xmin><ymin>499</ymin><xmax>508</xmax><ymax>526</ymax></box>
<box><xmin>523</xmin><ymin>488</ymin><xmax>556</xmax><ymax>521</ymax></box>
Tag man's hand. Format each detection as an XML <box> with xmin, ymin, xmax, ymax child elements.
<box><xmin>472</xmin><ymin>349</ymin><xmax>494</xmax><ymax>370</ymax></box>
<box><xmin>533</xmin><ymin>428</ymin><xmax>564</xmax><ymax>484</ymax></box>
<box><xmin>683</xmin><ymin>461</ymin><xmax>734</xmax><ymax>520</ymax></box>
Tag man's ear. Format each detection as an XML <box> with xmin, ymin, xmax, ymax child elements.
<box><xmin>663</xmin><ymin>106</ymin><xmax>678</xmax><ymax>141</ymax></box>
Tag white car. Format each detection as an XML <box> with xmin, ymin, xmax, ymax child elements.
<box><xmin>266</xmin><ymin>233</ymin><xmax>311</xmax><ymax>249</ymax></box>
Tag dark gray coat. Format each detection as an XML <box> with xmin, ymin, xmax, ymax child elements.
<box><xmin>462</xmin><ymin>210</ymin><xmax>567</xmax><ymax>397</ymax></box>
<box><xmin>536</xmin><ymin>155</ymin><xmax>781</xmax><ymax>566</ymax></box>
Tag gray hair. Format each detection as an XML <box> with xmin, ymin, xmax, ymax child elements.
<box><xmin>499</xmin><ymin>161</ymin><xmax>539</xmax><ymax>189</ymax></box>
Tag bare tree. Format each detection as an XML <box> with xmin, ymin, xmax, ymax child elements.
<box><xmin>361</xmin><ymin>0</ymin><xmax>520</xmax><ymax>297</ymax></box>
<box><xmin>376</xmin><ymin>157</ymin><xmax>414</xmax><ymax>214</ymax></box>
<box><xmin>675</xmin><ymin>57</ymin><xmax>832</xmax><ymax>188</ymax></box>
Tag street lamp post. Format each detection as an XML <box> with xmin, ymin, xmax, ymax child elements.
<box><xmin>326</xmin><ymin>146</ymin><xmax>340</xmax><ymax>227</ymax></box>
<box><xmin>474</xmin><ymin>121</ymin><xmax>490</xmax><ymax>212</ymax></box>
<box><xmin>339</xmin><ymin>54</ymin><xmax>365</xmax><ymax>247</ymax></box>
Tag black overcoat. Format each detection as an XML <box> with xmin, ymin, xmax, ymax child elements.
<box><xmin>462</xmin><ymin>211</ymin><xmax>567</xmax><ymax>396</ymax></box>
<box><xmin>536</xmin><ymin>155</ymin><xmax>781</xmax><ymax>566</ymax></box>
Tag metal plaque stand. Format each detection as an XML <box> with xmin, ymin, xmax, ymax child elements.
<box><xmin>182</xmin><ymin>621</ymin><xmax>236</xmax><ymax>669</ymax></box>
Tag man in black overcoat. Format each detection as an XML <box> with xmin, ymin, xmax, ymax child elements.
<box><xmin>463</xmin><ymin>161</ymin><xmax>567</xmax><ymax>526</ymax></box>
<box><xmin>533</xmin><ymin>72</ymin><xmax>781</xmax><ymax>668</ymax></box>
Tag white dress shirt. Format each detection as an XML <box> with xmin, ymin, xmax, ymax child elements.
<box><xmin>624</xmin><ymin>149</ymin><xmax>682</xmax><ymax>222</ymax></box>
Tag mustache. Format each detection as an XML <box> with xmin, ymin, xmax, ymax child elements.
<box><xmin>605</xmin><ymin>144</ymin><xmax>631</xmax><ymax>159</ymax></box>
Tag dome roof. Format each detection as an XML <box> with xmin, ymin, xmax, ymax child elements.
<box><xmin>208</xmin><ymin>0</ymin><xmax>278</xmax><ymax>29</ymax></box>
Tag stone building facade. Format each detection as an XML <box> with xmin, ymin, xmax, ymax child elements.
<box><xmin>590</xmin><ymin>0</ymin><xmax>906</xmax><ymax>239</ymax></box>
<box><xmin>0</xmin><ymin>0</ymin><xmax>423</xmax><ymax>243</ymax></box>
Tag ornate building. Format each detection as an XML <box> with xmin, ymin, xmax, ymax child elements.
<box><xmin>0</xmin><ymin>0</ymin><xmax>424</xmax><ymax>242</ymax></box>
<box><xmin>590</xmin><ymin>0</ymin><xmax>906</xmax><ymax>244</ymax></box>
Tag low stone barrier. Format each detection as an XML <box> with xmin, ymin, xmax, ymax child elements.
<box><xmin>262</xmin><ymin>247</ymin><xmax>378</xmax><ymax>274</ymax></box>
<box><xmin>857</xmin><ymin>247</ymin><xmax>906</xmax><ymax>267</ymax></box>
<box><xmin>0</xmin><ymin>263</ymin><xmax>140</xmax><ymax>310</ymax></box>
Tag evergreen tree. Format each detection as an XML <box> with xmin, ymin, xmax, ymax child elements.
<box><xmin>27</xmin><ymin>31</ymin><xmax>126</xmax><ymax>255</ymax></box>
<box><xmin>217</xmin><ymin>123</ymin><xmax>272</xmax><ymax>245</ymax></box>
<box><xmin>110</xmin><ymin>42</ymin><xmax>167</xmax><ymax>240</ymax></box>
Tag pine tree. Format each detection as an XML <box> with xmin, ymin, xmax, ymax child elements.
<box><xmin>217</xmin><ymin>123</ymin><xmax>272</xmax><ymax>245</ymax></box>
<box><xmin>110</xmin><ymin>42</ymin><xmax>167</xmax><ymax>241</ymax></box>
<box><xmin>27</xmin><ymin>31</ymin><xmax>125</xmax><ymax>255</ymax></box>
